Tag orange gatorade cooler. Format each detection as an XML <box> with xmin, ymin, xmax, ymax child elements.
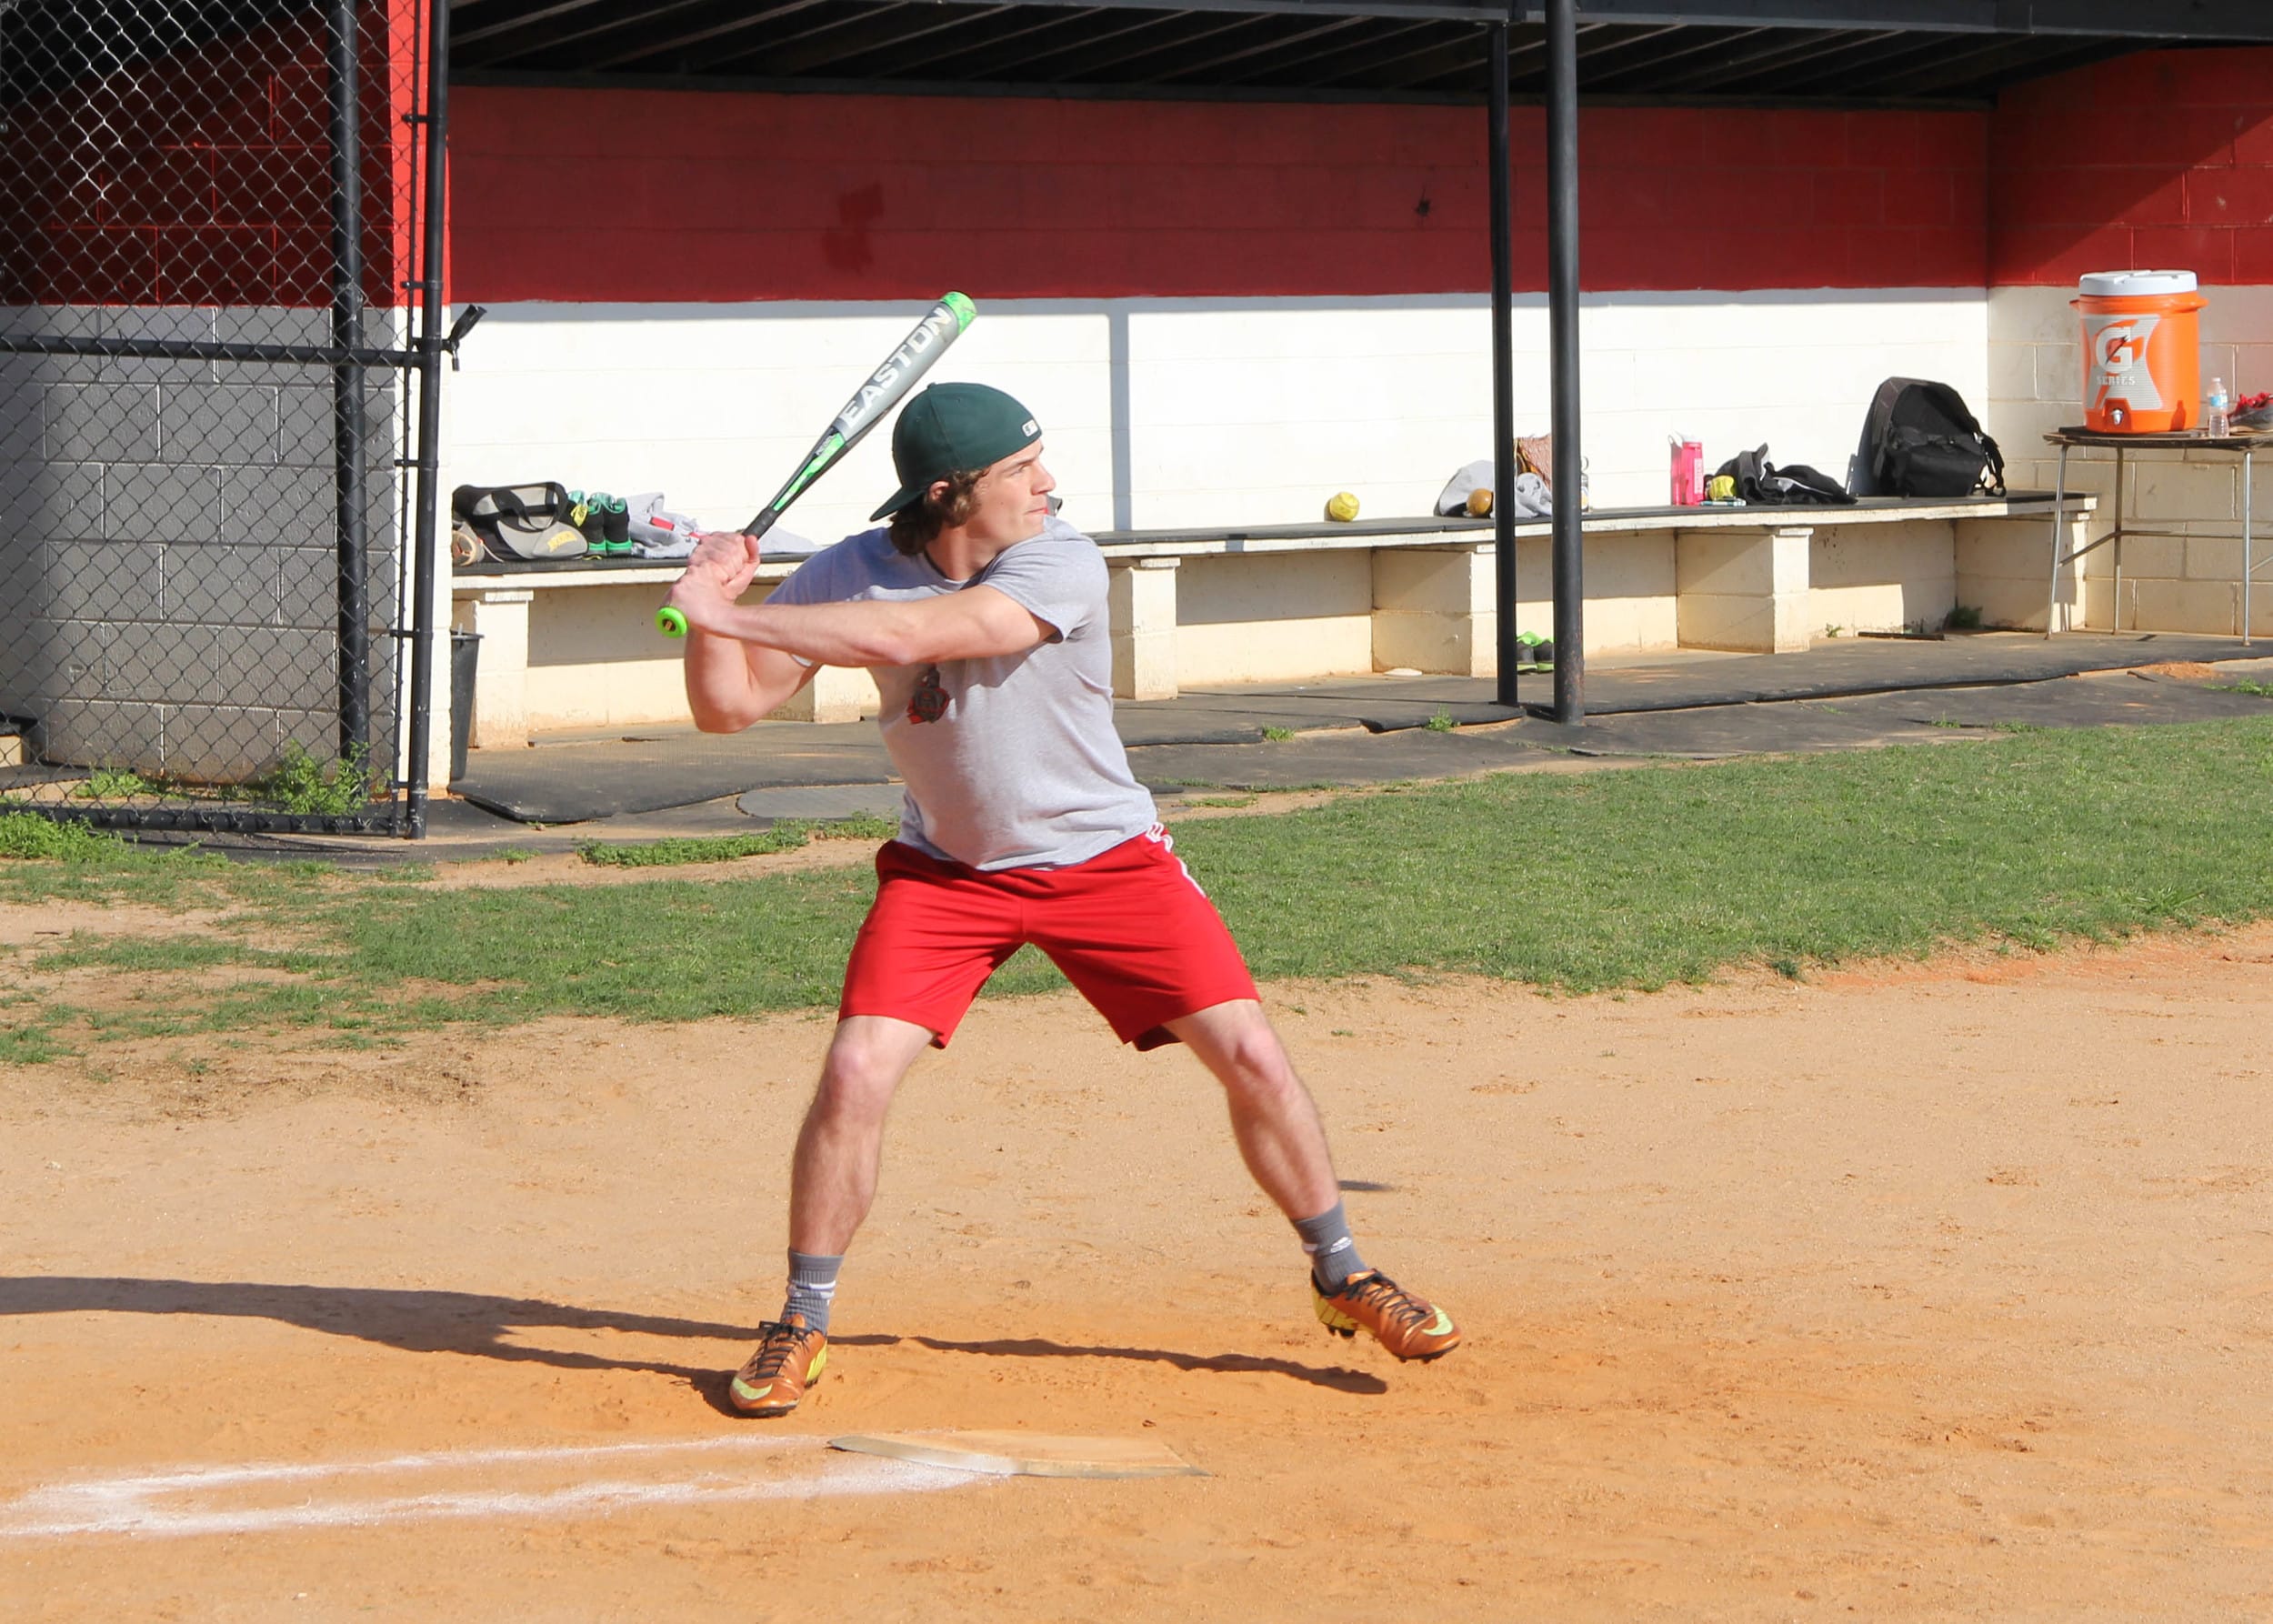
<box><xmin>2074</xmin><ymin>269</ymin><xmax>2205</xmax><ymax>433</ymax></box>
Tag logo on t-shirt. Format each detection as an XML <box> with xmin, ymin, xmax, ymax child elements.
<box><xmin>907</xmin><ymin>665</ymin><xmax>948</xmax><ymax>724</ymax></box>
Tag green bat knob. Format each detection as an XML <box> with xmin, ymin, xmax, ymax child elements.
<box><xmin>656</xmin><ymin>606</ymin><xmax>688</xmax><ymax>638</ymax></box>
<box><xmin>942</xmin><ymin>291</ymin><xmax>976</xmax><ymax>329</ymax></box>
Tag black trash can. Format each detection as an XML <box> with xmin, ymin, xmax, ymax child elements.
<box><xmin>449</xmin><ymin>630</ymin><xmax>481</xmax><ymax>784</ymax></box>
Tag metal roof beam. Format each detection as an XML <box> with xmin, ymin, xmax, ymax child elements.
<box><xmin>591</xmin><ymin>0</ymin><xmax>908</xmax><ymax>68</ymax></box>
<box><xmin>711</xmin><ymin>3</ymin><xmax>1015</xmax><ymax>71</ymax></box>
<box><xmin>1355</xmin><ymin>27</ymin><xmax>1519</xmax><ymax>89</ymax></box>
<box><xmin>864</xmin><ymin>0</ymin><xmax>1531</xmax><ymax>23</ymax></box>
<box><xmin>1211</xmin><ymin>15</ymin><xmax>1443</xmax><ymax>81</ymax></box>
<box><xmin>1647</xmin><ymin>26</ymin><xmax>1907</xmax><ymax>92</ymax></box>
<box><xmin>1540</xmin><ymin>0</ymin><xmax>2273</xmax><ymax>42</ymax></box>
<box><xmin>1859</xmin><ymin>31</ymin><xmax>2122</xmax><ymax>94</ymax></box>
<box><xmin>453</xmin><ymin>0</ymin><xmax>616</xmax><ymax>49</ymax></box>
<box><xmin>1569</xmin><ymin>22</ymin><xmax>1770</xmax><ymax>86</ymax></box>
<box><xmin>456</xmin><ymin>0</ymin><xmax>2273</xmax><ymax>45</ymax></box>
<box><xmin>958</xmin><ymin>0</ymin><xmax>2273</xmax><ymax>38</ymax></box>
<box><xmin>851</xmin><ymin>5</ymin><xmax>1116</xmax><ymax>74</ymax></box>
<box><xmin>453</xmin><ymin>0</ymin><xmax>788</xmax><ymax>56</ymax></box>
<box><xmin>1240</xmin><ymin>17</ymin><xmax>1469</xmax><ymax>85</ymax></box>
<box><xmin>984</xmin><ymin>7</ymin><xmax>1199</xmax><ymax>71</ymax></box>
<box><xmin>1076</xmin><ymin>15</ymin><xmax>1306</xmax><ymax>79</ymax></box>
<box><xmin>1150</xmin><ymin>12</ymin><xmax>1375</xmax><ymax>80</ymax></box>
<box><xmin>1019</xmin><ymin>11</ymin><xmax>1274</xmax><ymax>75</ymax></box>
<box><xmin>1739</xmin><ymin>25</ymin><xmax>2013</xmax><ymax>94</ymax></box>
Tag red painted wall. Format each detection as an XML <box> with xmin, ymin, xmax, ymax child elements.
<box><xmin>1989</xmin><ymin>47</ymin><xmax>2273</xmax><ymax>286</ymax></box>
<box><xmin>25</xmin><ymin>38</ymin><xmax>2273</xmax><ymax>309</ymax></box>
<box><xmin>448</xmin><ymin>88</ymin><xmax>1987</xmax><ymax>301</ymax></box>
<box><xmin>2</xmin><ymin>1</ymin><xmax>424</xmax><ymax>307</ymax></box>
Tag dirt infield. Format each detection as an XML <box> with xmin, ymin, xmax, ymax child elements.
<box><xmin>5</xmin><ymin>927</ymin><xmax>2271</xmax><ymax>1620</ymax></box>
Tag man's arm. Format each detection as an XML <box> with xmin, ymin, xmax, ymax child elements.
<box><xmin>685</xmin><ymin>628</ymin><xmax>818</xmax><ymax>734</ymax></box>
<box><xmin>666</xmin><ymin>567</ymin><xmax>1053</xmax><ymax>669</ymax></box>
<box><xmin>675</xmin><ymin>530</ymin><xmax>819</xmax><ymax>734</ymax></box>
<box><xmin>670</xmin><ymin>530</ymin><xmax>1055</xmax><ymax>733</ymax></box>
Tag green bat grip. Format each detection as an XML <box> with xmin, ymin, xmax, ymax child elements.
<box><xmin>656</xmin><ymin>606</ymin><xmax>688</xmax><ymax>638</ymax></box>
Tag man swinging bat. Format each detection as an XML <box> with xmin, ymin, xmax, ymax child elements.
<box><xmin>664</xmin><ymin>382</ymin><xmax>1461</xmax><ymax>1418</ymax></box>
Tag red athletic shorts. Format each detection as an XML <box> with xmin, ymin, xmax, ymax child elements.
<box><xmin>838</xmin><ymin>826</ymin><xmax>1259</xmax><ymax>1051</ymax></box>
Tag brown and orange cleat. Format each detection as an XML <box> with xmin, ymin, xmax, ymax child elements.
<box><xmin>728</xmin><ymin>1314</ymin><xmax>828</xmax><ymax>1417</ymax></box>
<box><xmin>1312</xmin><ymin>1270</ymin><xmax>1462</xmax><ymax>1361</ymax></box>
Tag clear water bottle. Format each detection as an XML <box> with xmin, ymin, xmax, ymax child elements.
<box><xmin>2206</xmin><ymin>376</ymin><xmax>2232</xmax><ymax>437</ymax></box>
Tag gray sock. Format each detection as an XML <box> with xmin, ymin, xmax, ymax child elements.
<box><xmin>1293</xmin><ymin>1201</ymin><xmax>1367</xmax><ymax>1293</ymax></box>
<box><xmin>783</xmin><ymin>1249</ymin><xmax>843</xmax><ymax>1336</ymax></box>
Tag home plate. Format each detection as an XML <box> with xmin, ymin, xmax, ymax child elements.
<box><xmin>829</xmin><ymin>1432</ymin><xmax>1205</xmax><ymax>1479</ymax></box>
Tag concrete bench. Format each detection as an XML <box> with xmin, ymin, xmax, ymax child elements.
<box><xmin>447</xmin><ymin>494</ymin><xmax>2088</xmax><ymax>761</ymax></box>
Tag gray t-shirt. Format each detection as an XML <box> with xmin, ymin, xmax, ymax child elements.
<box><xmin>765</xmin><ymin>517</ymin><xmax>1157</xmax><ymax>871</ymax></box>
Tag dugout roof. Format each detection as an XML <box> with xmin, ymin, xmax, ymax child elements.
<box><xmin>444</xmin><ymin>0</ymin><xmax>2273</xmax><ymax>105</ymax></box>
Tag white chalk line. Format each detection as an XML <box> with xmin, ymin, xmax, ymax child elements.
<box><xmin>48</xmin><ymin>1432</ymin><xmax>811</xmax><ymax>1496</ymax></box>
<box><xmin>1</xmin><ymin>1435</ymin><xmax>969</xmax><ymax>1541</ymax></box>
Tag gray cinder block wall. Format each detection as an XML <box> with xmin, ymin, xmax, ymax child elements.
<box><xmin>0</xmin><ymin>306</ymin><xmax>402</xmax><ymax>784</ymax></box>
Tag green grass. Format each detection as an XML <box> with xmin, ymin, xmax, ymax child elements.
<box><xmin>0</xmin><ymin>1007</ymin><xmax>75</xmax><ymax>1065</ymax></box>
<box><xmin>0</xmin><ymin>812</ymin><xmax>131</xmax><ymax>861</ymax></box>
<box><xmin>75</xmin><ymin>767</ymin><xmax>152</xmax><ymax>800</ymax></box>
<box><xmin>1166</xmin><ymin>717</ymin><xmax>2273</xmax><ymax>989</ymax></box>
<box><xmin>333</xmin><ymin>867</ymin><xmax>901</xmax><ymax>1021</ymax></box>
<box><xmin>1425</xmin><ymin>709</ymin><xmax>1457</xmax><ymax>732</ymax></box>
<box><xmin>253</xmin><ymin>743</ymin><xmax>374</xmax><ymax>816</ymax></box>
<box><xmin>0</xmin><ymin>813</ymin><xmax>254</xmax><ymax>910</ymax></box>
<box><xmin>576</xmin><ymin>814</ymin><xmax>897</xmax><ymax>868</ymax></box>
<box><xmin>1260</xmin><ymin>726</ymin><xmax>1298</xmax><ymax>743</ymax></box>
<box><xmin>2217</xmin><ymin>680</ymin><xmax>2273</xmax><ymax>698</ymax></box>
<box><xmin>5</xmin><ymin>718</ymin><xmax>2273</xmax><ymax>1061</ymax></box>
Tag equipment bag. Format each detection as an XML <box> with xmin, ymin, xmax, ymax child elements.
<box><xmin>450</xmin><ymin>482</ymin><xmax>588</xmax><ymax>562</ymax></box>
<box><xmin>1713</xmin><ymin>446</ymin><xmax>1857</xmax><ymax>506</ymax></box>
<box><xmin>1864</xmin><ymin>379</ymin><xmax>2006</xmax><ymax>499</ymax></box>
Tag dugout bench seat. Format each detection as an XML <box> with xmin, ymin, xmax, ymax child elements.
<box><xmin>446</xmin><ymin>494</ymin><xmax>2089</xmax><ymax>762</ymax></box>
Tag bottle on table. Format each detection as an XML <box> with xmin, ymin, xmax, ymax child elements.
<box><xmin>2205</xmin><ymin>376</ymin><xmax>2232</xmax><ymax>437</ymax></box>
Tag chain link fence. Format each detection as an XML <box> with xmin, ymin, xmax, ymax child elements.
<box><xmin>1</xmin><ymin>0</ymin><xmax>441</xmax><ymax>835</ymax></box>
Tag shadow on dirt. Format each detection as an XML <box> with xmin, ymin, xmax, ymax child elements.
<box><xmin>894</xmin><ymin>1333</ymin><xmax>1389</xmax><ymax>1395</ymax></box>
<box><xmin>0</xmin><ymin>1276</ymin><xmax>750</xmax><ymax>1383</ymax></box>
<box><xmin>0</xmin><ymin>1277</ymin><xmax>1389</xmax><ymax>1404</ymax></box>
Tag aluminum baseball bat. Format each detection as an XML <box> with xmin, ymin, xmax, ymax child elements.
<box><xmin>658</xmin><ymin>292</ymin><xmax>977</xmax><ymax>638</ymax></box>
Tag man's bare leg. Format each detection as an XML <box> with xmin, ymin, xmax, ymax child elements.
<box><xmin>1164</xmin><ymin>998</ymin><xmax>1339</xmax><ymax>1221</ymax></box>
<box><xmin>1167</xmin><ymin>997</ymin><xmax>1462</xmax><ymax>1361</ymax></box>
<box><xmin>730</xmin><ymin>1014</ymin><xmax>933</xmax><ymax>1418</ymax></box>
<box><xmin>788</xmin><ymin>1014</ymin><xmax>937</xmax><ymax>1254</ymax></box>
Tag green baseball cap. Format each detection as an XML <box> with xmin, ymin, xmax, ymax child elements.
<box><xmin>869</xmin><ymin>383</ymin><xmax>1043</xmax><ymax>521</ymax></box>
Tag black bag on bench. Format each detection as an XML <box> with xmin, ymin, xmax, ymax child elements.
<box><xmin>1863</xmin><ymin>379</ymin><xmax>2006</xmax><ymax>499</ymax></box>
<box><xmin>1715</xmin><ymin>446</ymin><xmax>1855</xmax><ymax>506</ymax></box>
<box><xmin>451</xmin><ymin>482</ymin><xmax>588</xmax><ymax>562</ymax></box>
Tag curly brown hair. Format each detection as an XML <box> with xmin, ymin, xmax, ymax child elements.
<box><xmin>886</xmin><ymin>468</ymin><xmax>985</xmax><ymax>557</ymax></box>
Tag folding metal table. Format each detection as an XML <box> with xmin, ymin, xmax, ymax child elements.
<box><xmin>2044</xmin><ymin>427</ymin><xmax>2267</xmax><ymax>644</ymax></box>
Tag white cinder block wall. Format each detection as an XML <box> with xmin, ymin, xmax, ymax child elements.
<box><xmin>440</xmin><ymin>303</ymin><xmax>1117</xmax><ymax>553</ymax></box>
<box><xmin>1988</xmin><ymin>285</ymin><xmax>2273</xmax><ymax>636</ymax></box>
<box><xmin>441</xmin><ymin>290</ymin><xmax>1989</xmax><ymax>543</ymax></box>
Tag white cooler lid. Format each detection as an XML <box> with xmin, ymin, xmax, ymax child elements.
<box><xmin>2078</xmin><ymin>269</ymin><xmax>2198</xmax><ymax>296</ymax></box>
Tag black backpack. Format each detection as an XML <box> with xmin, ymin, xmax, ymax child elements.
<box><xmin>1863</xmin><ymin>378</ymin><xmax>2005</xmax><ymax>499</ymax></box>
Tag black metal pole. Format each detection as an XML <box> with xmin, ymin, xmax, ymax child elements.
<box><xmin>1545</xmin><ymin>0</ymin><xmax>1584</xmax><ymax>723</ymax></box>
<box><xmin>1488</xmin><ymin>15</ymin><xmax>1517</xmax><ymax>709</ymax></box>
<box><xmin>326</xmin><ymin>0</ymin><xmax>370</xmax><ymax>764</ymax></box>
<box><xmin>403</xmin><ymin>0</ymin><xmax>450</xmax><ymax>837</ymax></box>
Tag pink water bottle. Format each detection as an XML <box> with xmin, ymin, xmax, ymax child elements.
<box><xmin>1669</xmin><ymin>438</ymin><xmax>1704</xmax><ymax>506</ymax></box>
